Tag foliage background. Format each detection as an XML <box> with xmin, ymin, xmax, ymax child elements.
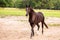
<box><xmin>0</xmin><ymin>0</ymin><xmax>60</xmax><ymax>10</ymax></box>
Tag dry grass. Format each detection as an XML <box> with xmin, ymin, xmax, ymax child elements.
<box><xmin>0</xmin><ymin>8</ymin><xmax>60</xmax><ymax>17</ymax></box>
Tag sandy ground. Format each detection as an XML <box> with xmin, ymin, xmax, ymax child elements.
<box><xmin>0</xmin><ymin>16</ymin><xmax>60</xmax><ymax>40</ymax></box>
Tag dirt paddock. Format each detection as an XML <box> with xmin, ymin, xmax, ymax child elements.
<box><xmin>0</xmin><ymin>16</ymin><xmax>60</xmax><ymax>40</ymax></box>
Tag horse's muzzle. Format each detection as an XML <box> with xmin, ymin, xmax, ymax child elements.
<box><xmin>26</xmin><ymin>14</ymin><xmax>28</xmax><ymax>16</ymax></box>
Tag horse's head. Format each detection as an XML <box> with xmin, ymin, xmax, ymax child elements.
<box><xmin>26</xmin><ymin>5</ymin><xmax>31</xmax><ymax>16</ymax></box>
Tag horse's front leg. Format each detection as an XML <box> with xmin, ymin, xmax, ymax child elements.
<box><xmin>30</xmin><ymin>23</ymin><xmax>35</xmax><ymax>38</ymax></box>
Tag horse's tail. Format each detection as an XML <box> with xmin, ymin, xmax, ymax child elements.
<box><xmin>44</xmin><ymin>22</ymin><xmax>48</xmax><ymax>29</ymax></box>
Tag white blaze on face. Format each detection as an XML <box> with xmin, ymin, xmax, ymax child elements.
<box><xmin>27</xmin><ymin>8</ymin><xmax>28</xmax><ymax>10</ymax></box>
<box><xmin>26</xmin><ymin>8</ymin><xmax>28</xmax><ymax>11</ymax></box>
<box><xmin>26</xmin><ymin>8</ymin><xmax>29</xmax><ymax>16</ymax></box>
<box><xmin>26</xmin><ymin>8</ymin><xmax>28</xmax><ymax>13</ymax></box>
<box><xmin>26</xmin><ymin>8</ymin><xmax>30</xmax><ymax>13</ymax></box>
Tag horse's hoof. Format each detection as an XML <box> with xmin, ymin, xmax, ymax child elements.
<box><xmin>42</xmin><ymin>31</ymin><xmax>43</xmax><ymax>34</ymax></box>
<box><xmin>47</xmin><ymin>27</ymin><xmax>48</xmax><ymax>29</ymax></box>
<box><xmin>30</xmin><ymin>35</ymin><xmax>32</xmax><ymax>39</ymax></box>
<box><xmin>36</xmin><ymin>31</ymin><xmax>40</xmax><ymax>35</ymax></box>
<box><xmin>30</xmin><ymin>37</ymin><xmax>31</xmax><ymax>39</ymax></box>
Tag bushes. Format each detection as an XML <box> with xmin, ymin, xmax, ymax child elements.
<box><xmin>0</xmin><ymin>0</ymin><xmax>60</xmax><ymax>10</ymax></box>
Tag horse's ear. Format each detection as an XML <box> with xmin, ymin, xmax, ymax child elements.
<box><xmin>26</xmin><ymin>5</ymin><xmax>27</xmax><ymax>7</ymax></box>
<box><xmin>29</xmin><ymin>5</ymin><xmax>30</xmax><ymax>7</ymax></box>
<box><xmin>26</xmin><ymin>4</ymin><xmax>31</xmax><ymax>7</ymax></box>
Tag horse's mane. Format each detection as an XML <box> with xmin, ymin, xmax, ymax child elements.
<box><xmin>29</xmin><ymin>7</ymin><xmax>35</xmax><ymax>18</ymax></box>
<box><xmin>30</xmin><ymin>7</ymin><xmax>34</xmax><ymax>12</ymax></box>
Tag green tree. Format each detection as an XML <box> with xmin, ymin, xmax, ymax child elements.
<box><xmin>54</xmin><ymin>0</ymin><xmax>60</xmax><ymax>10</ymax></box>
<box><xmin>0</xmin><ymin>0</ymin><xmax>6</xmax><ymax>7</ymax></box>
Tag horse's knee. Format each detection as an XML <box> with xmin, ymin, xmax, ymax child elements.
<box><xmin>30</xmin><ymin>27</ymin><xmax>34</xmax><ymax>38</ymax></box>
<box><xmin>31</xmin><ymin>28</ymin><xmax>34</xmax><ymax>35</ymax></box>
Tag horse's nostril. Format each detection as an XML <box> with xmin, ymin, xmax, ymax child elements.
<box><xmin>26</xmin><ymin>14</ymin><xmax>28</xmax><ymax>16</ymax></box>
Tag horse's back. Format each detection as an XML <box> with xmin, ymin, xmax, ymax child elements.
<box><xmin>37</xmin><ymin>12</ymin><xmax>44</xmax><ymax>16</ymax></box>
<box><xmin>36</xmin><ymin>12</ymin><xmax>44</xmax><ymax>22</ymax></box>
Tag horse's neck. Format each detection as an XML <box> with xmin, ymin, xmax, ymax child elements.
<box><xmin>29</xmin><ymin>8</ymin><xmax>36</xmax><ymax>18</ymax></box>
<box><xmin>29</xmin><ymin>12</ymin><xmax>33</xmax><ymax>19</ymax></box>
<box><xmin>29</xmin><ymin>11</ymin><xmax>35</xmax><ymax>19</ymax></box>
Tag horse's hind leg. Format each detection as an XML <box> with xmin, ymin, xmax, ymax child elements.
<box><xmin>44</xmin><ymin>22</ymin><xmax>48</xmax><ymax>29</ymax></box>
<box><xmin>37</xmin><ymin>23</ymin><xmax>40</xmax><ymax>31</ymax></box>
<box><xmin>41</xmin><ymin>22</ymin><xmax>44</xmax><ymax>34</ymax></box>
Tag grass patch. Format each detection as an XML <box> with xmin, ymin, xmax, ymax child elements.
<box><xmin>0</xmin><ymin>8</ymin><xmax>60</xmax><ymax>18</ymax></box>
<box><xmin>48</xmin><ymin>24</ymin><xmax>60</xmax><ymax>26</ymax></box>
<box><xmin>0</xmin><ymin>8</ymin><xmax>26</xmax><ymax>16</ymax></box>
<box><xmin>35</xmin><ymin>9</ymin><xmax>60</xmax><ymax>17</ymax></box>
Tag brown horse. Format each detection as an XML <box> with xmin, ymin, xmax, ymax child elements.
<box><xmin>26</xmin><ymin>5</ymin><xmax>48</xmax><ymax>38</ymax></box>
